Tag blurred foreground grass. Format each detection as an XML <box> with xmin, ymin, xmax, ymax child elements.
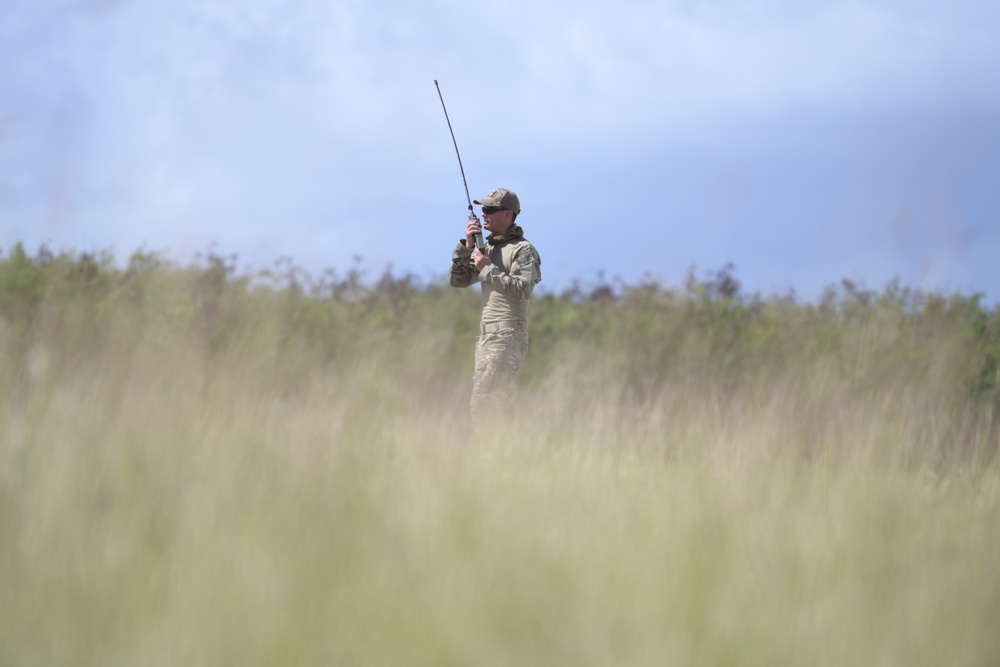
<box><xmin>1</xmin><ymin>245</ymin><xmax>999</xmax><ymax>665</ymax></box>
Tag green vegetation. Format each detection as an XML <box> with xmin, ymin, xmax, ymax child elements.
<box><xmin>2</xmin><ymin>244</ymin><xmax>999</xmax><ymax>666</ymax></box>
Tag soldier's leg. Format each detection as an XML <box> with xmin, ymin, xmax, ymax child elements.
<box><xmin>470</xmin><ymin>329</ymin><xmax>528</xmax><ymax>416</ymax></box>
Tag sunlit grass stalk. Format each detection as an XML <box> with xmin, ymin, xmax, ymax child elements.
<box><xmin>1</xmin><ymin>247</ymin><xmax>999</xmax><ymax>665</ymax></box>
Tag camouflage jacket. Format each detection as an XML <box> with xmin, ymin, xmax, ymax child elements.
<box><xmin>450</xmin><ymin>236</ymin><xmax>542</xmax><ymax>326</ymax></box>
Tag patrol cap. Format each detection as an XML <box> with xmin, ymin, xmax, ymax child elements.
<box><xmin>473</xmin><ymin>188</ymin><xmax>520</xmax><ymax>215</ymax></box>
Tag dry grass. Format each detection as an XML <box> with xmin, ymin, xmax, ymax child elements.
<box><xmin>1</xmin><ymin>274</ymin><xmax>999</xmax><ymax>666</ymax></box>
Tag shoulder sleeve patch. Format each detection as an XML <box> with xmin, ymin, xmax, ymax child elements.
<box><xmin>515</xmin><ymin>246</ymin><xmax>538</xmax><ymax>267</ymax></box>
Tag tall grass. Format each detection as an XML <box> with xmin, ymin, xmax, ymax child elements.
<box><xmin>2</xmin><ymin>245</ymin><xmax>999</xmax><ymax>665</ymax></box>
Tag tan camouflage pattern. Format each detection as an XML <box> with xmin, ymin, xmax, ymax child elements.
<box><xmin>450</xmin><ymin>235</ymin><xmax>541</xmax><ymax>414</ymax></box>
<box><xmin>450</xmin><ymin>237</ymin><xmax>541</xmax><ymax>323</ymax></box>
<box><xmin>470</xmin><ymin>326</ymin><xmax>529</xmax><ymax>414</ymax></box>
<box><xmin>472</xmin><ymin>187</ymin><xmax>521</xmax><ymax>215</ymax></box>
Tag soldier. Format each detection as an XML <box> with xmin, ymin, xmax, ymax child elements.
<box><xmin>450</xmin><ymin>187</ymin><xmax>542</xmax><ymax>416</ymax></box>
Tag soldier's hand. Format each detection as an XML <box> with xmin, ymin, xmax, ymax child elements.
<box><xmin>472</xmin><ymin>248</ymin><xmax>491</xmax><ymax>272</ymax></box>
<box><xmin>465</xmin><ymin>216</ymin><xmax>482</xmax><ymax>249</ymax></box>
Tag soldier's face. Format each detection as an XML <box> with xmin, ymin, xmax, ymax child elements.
<box><xmin>482</xmin><ymin>208</ymin><xmax>513</xmax><ymax>234</ymax></box>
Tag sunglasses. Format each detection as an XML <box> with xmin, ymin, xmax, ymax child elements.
<box><xmin>481</xmin><ymin>206</ymin><xmax>508</xmax><ymax>215</ymax></box>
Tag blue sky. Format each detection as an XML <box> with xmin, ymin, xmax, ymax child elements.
<box><xmin>3</xmin><ymin>0</ymin><xmax>999</xmax><ymax>301</ymax></box>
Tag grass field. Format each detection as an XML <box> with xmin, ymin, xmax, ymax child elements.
<box><xmin>1</xmin><ymin>248</ymin><xmax>999</xmax><ymax>665</ymax></box>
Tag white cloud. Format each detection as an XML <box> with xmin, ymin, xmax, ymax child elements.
<box><xmin>480</xmin><ymin>0</ymin><xmax>1000</xmax><ymax>142</ymax></box>
<box><xmin>19</xmin><ymin>0</ymin><xmax>989</xmax><ymax>154</ymax></box>
<box><xmin>2</xmin><ymin>0</ymin><xmax>998</xmax><ymax>299</ymax></box>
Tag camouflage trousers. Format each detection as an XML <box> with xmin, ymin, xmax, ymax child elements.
<box><xmin>470</xmin><ymin>327</ymin><xmax>529</xmax><ymax>415</ymax></box>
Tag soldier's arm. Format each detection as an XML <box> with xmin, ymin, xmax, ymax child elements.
<box><xmin>450</xmin><ymin>240</ymin><xmax>479</xmax><ymax>288</ymax></box>
<box><xmin>479</xmin><ymin>244</ymin><xmax>541</xmax><ymax>299</ymax></box>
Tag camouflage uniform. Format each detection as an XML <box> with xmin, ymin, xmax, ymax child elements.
<box><xmin>450</xmin><ymin>188</ymin><xmax>542</xmax><ymax>415</ymax></box>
